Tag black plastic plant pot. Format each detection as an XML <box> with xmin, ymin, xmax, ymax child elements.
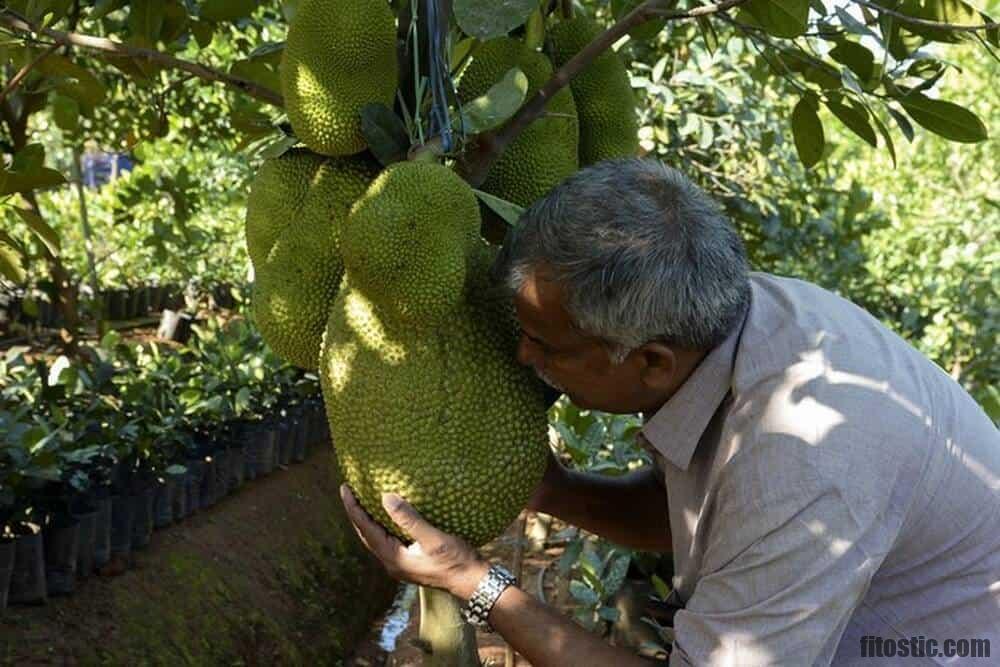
<box><xmin>72</xmin><ymin>510</ymin><xmax>98</xmax><ymax>581</ymax></box>
<box><xmin>93</xmin><ymin>497</ymin><xmax>112</xmax><ymax>569</ymax></box>
<box><xmin>131</xmin><ymin>488</ymin><xmax>155</xmax><ymax>550</ymax></box>
<box><xmin>109</xmin><ymin>494</ymin><xmax>134</xmax><ymax>561</ymax></box>
<box><xmin>108</xmin><ymin>289</ymin><xmax>128</xmax><ymax>320</ymax></box>
<box><xmin>137</xmin><ymin>285</ymin><xmax>151</xmax><ymax>316</ymax></box>
<box><xmin>291</xmin><ymin>416</ymin><xmax>308</xmax><ymax>463</ymax></box>
<box><xmin>213</xmin><ymin>447</ymin><xmax>231</xmax><ymax>500</ymax></box>
<box><xmin>243</xmin><ymin>429</ymin><xmax>260</xmax><ymax>482</ymax></box>
<box><xmin>153</xmin><ymin>478</ymin><xmax>175</xmax><ymax>529</ymax></box>
<box><xmin>184</xmin><ymin>458</ymin><xmax>205</xmax><ymax>514</ymax></box>
<box><xmin>126</xmin><ymin>286</ymin><xmax>141</xmax><ymax>319</ymax></box>
<box><xmin>100</xmin><ymin>290</ymin><xmax>113</xmax><ymax>319</ymax></box>
<box><xmin>43</xmin><ymin>515</ymin><xmax>80</xmax><ymax>596</ymax></box>
<box><xmin>259</xmin><ymin>429</ymin><xmax>278</xmax><ymax>476</ymax></box>
<box><xmin>275</xmin><ymin>419</ymin><xmax>292</xmax><ymax>466</ymax></box>
<box><xmin>228</xmin><ymin>443</ymin><xmax>247</xmax><ymax>490</ymax></box>
<box><xmin>199</xmin><ymin>457</ymin><xmax>218</xmax><ymax>508</ymax></box>
<box><xmin>0</xmin><ymin>539</ymin><xmax>14</xmax><ymax>611</ymax></box>
<box><xmin>9</xmin><ymin>529</ymin><xmax>47</xmax><ymax>605</ymax></box>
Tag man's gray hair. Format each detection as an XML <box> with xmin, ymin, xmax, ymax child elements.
<box><xmin>493</xmin><ymin>158</ymin><xmax>751</xmax><ymax>364</ymax></box>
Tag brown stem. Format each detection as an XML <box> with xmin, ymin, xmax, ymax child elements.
<box><xmin>560</xmin><ymin>0</ymin><xmax>573</xmax><ymax>20</ymax></box>
<box><xmin>459</xmin><ymin>0</ymin><xmax>750</xmax><ymax>187</ymax></box>
<box><xmin>850</xmin><ymin>0</ymin><xmax>1000</xmax><ymax>32</ymax></box>
<box><xmin>0</xmin><ymin>42</ymin><xmax>60</xmax><ymax>106</ymax></box>
<box><xmin>0</xmin><ymin>9</ymin><xmax>283</xmax><ymax>107</ymax></box>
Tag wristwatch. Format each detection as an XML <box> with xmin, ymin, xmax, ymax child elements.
<box><xmin>460</xmin><ymin>563</ymin><xmax>516</xmax><ymax>632</ymax></box>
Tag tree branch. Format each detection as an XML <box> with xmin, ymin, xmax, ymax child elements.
<box><xmin>850</xmin><ymin>0</ymin><xmax>1000</xmax><ymax>32</ymax></box>
<box><xmin>0</xmin><ymin>9</ymin><xmax>284</xmax><ymax>107</ymax></box>
<box><xmin>0</xmin><ymin>41</ymin><xmax>59</xmax><ymax>107</ymax></box>
<box><xmin>459</xmin><ymin>0</ymin><xmax>750</xmax><ymax>187</ymax></box>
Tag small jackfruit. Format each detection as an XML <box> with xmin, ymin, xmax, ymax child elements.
<box><xmin>281</xmin><ymin>0</ymin><xmax>398</xmax><ymax>156</ymax></box>
<box><xmin>458</xmin><ymin>38</ymin><xmax>579</xmax><ymax>208</ymax></box>
<box><xmin>321</xmin><ymin>161</ymin><xmax>550</xmax><ymax>546</ymax></box>
<box><xmin>245</xmin><ymin>148</ymin><xmax>378</xmax><ymax>370</ymax></box>
<box><xmin>548</xmin><ymin>17</ymin><xmax>640</xmax><ymax>165</ymax></box>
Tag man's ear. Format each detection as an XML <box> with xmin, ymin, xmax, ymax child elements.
<box><xmin>638</xmin><ymin>342</ymin><xmax>676</xmax><ymax>391</ymax></box>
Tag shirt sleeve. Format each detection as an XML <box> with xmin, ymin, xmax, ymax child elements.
<box><xmin>668</xmin><ymin>435</ymin><xmax>894</xmax><ymax>667</ymax></box>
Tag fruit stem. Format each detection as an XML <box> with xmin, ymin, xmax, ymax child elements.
<box><xmin>418</xmin><ymin>586</ymin><xmax>481</xmax><ymax>666</ymax></box>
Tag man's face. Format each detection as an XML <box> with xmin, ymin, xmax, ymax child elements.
<box><xmin>512</xmin><ymin>271</ymin><xmax>674</xmax><ymax>414</ymax></box>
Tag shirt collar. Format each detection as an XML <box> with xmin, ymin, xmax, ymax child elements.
<box><xmin>639</xmin><ymin>306</ymin><xmax>748</xmax><ymax>471</ymax></box>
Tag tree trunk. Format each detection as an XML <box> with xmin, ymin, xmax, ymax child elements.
<box><xmin>418</xmin><ymin>586</ymin><xmax>480</xmax><ymax>667</ymax></box>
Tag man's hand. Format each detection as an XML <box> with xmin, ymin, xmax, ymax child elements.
<box><xmin>340</xmin><ymin>484</ymin><xmax>489</xmax><ymax>599</ymax></box>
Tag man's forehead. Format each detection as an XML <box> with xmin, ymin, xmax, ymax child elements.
<box><xmin>513</xmin><ymin>272</ymin><xmax>581</xmax><ymax>341</ymax></box>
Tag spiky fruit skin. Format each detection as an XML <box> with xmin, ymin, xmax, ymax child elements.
<box><xmin>246</xmin><ymin>149</ymin><xmax>378</xmax><ymax>370</ymax></box>
<box><xmin>340</xmin><ymin>162</ymin><xmax>481</xmax><ymax>325</ymax></box>
<box><xmin>547</xmin><ymin>17</ymin><xmax>640</xmax><ymax>165</ymax></box>
<box><xmin>458</xmin><ymin>38</ymin><xmax>579</xmax><ymax>208</ymax></box>
<box><xmin>321</xmin><ymin>163</ymin><xmax>550</xmax><ymax>547</ymax></box>
<box><xmin>281</xmin><ymin>0</ymin><xmax>398</xmax><ymax>156</ymax></box>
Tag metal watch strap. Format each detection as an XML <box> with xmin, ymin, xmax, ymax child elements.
<box><xmin>460</xmin><ymin>563</ymin><xmax>516</xmax><ymax>632</ymax></box>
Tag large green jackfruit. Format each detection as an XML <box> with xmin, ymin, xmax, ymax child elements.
<box><xmin>281</xmin><ymin>0</ymin><xmax>398</xmax><ymax>156</ymax></box>
<box><xmin>246</xmin><ymin>148</ymin><xmax>378</xmax><ymax>370</ymax></box>
<box><xmin>548</xmin><ymin>17</ymin><xmax>639</xmax><ymax>165</ymax></box>
<box><xmin>457</xmin><ymin>38</ymin><xmax>579</xmax><ymax>209</ymax></box>
<box><xmin>320</xmin><ymin>161</ymin><xmax>550</xmax><ymax>546</ymax></box>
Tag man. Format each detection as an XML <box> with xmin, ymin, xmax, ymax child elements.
<box><xmin>341</xmin><ymin>158</ymin><xmax>1000</xmax><ymax>665</ymax></box>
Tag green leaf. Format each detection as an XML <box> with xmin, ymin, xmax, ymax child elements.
<box><xmin>450</xmin><ymin>37</ymin><xmax>477</xmax><ymax>73</ymax></box>
<box><xmin>51</xmin><ymin>93</ymin><xmax>80</xmax><ymax>133</ymax></box>
<box><xmin>983</xmin><ymin>12</ymin><xmax>999</xmax><ymax>47</ymax></box>
<box><xmin>190</xmin><ymin>20</ymin><xmax>215</xmax><ymax>48</ymax></box>
<box><xmin>597</xmin><ymin>606</ymin><xmax>621</xmax><ymax>622</ymax></box>
<box><xmin>128</xmin><ymin>1</ymin><xmax>165</xmax><ymax>43</ymax></box>
<box><xmin>473</xmin><ymin>189</ymin><xmax>524</xmax><ymax>226</ymax></box>
<box><xmin>791</xmin><ymin>96</ymin><xmax>825</xmax><ymax>168</ymax></box>
<box><xmin>897</xmin><ymin>92</ymin><xmax>988</xmax><ymax>142</ymax></box>
<box><xmin>870</xmin><ymin>111</ymin><xmax>897</xmax><ymax>167</ymax></box>
<box><xmin>13</xmin><ymin>208</ymin><xmax>60</xmax><ymax>256</ymax></box>
<box><xmin>359</xmin><ymin>103</ymin><xmax>410</xmax><ymax>166</ymax></box>
<box><xmin>35</xmin><ymin>54</ymin><xmax>107</xmax><ymax>112</ymax></box>
<box><xmin>829</xmin><ymin>40</ymin><xmax>876</xmax><ymax>85</ymax></box>
<box><xmin>612</xmin><ymin>0</ymin><xmax>673</xmax><ymax>41</ymax></box>
<box><xmin>697</xmin><ymin>16</ymin><xmax>719</xmax><ymax>54</ymax></box>
<box><xmin>457</xmin><ymin>67</ymin><xmax>528</xmax><ymax>134</ymax></box>
<box><xmin>824</xmin><ymin>97</ymin><xmax>877</xmax><ymax>147</ymax></box>
<box><xmin>569</xmin><ymin>580</ymin><xmax>600</xmax><ymax>606</ymax></box>
<box><xmin>650</xmin><ymin>574</ymin><xmax>671</xmax><ymax>600</ymax></box>
<box><xmin>201</xmin><ymin>0</ymin><xmax>261</xmax><ymax>23</ymax></box>
<box><xmin>887</xmin><ymin>105</ymin><xmax>915</xmax><ymax>141</ymax></box>
<box><xmin>89</xmin><ymin>0</ymin><xmax>127</xmax><ymax>20</ymax></box>
<box><xmin>0</xmin><ymin>243</ymin><xmax>26</xmax><ymax>283</ymax></box>
<box><xmin>160</xmin><ymin>0</ymin><xmax>190</xmax><ymax>44</ymax></box>
<box><xmin>454</xmin><ymin>0</ymin><xmax>537</xmax><ymax>40</ymax></box>
<box><xmin>742</xmin><ymin>0</ymin><xmax>810</xmax><ymax>38</ymax></box>
<box><xmin>908</xmin><ymin>0</ymin><xmax>984</xmax><ymax>43</ymax></box>
<box><xmin>0</xmin><ymin>145</ymin><xmax>66</xmax><ymax>196</ymax></box>
<box><xmin>523</xmin><ymin>8</ymin><xmax>545</xmax><ymax>50</ymax></box>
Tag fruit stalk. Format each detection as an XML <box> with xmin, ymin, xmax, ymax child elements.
<box><xmin>418</xmin><ymin>586</ymin><xmax>480</xmax><ymax>667</ymax></box>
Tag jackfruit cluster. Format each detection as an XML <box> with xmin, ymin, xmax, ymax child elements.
<box><xmin>547</xmin><ymin>17</ymin><xmax>640</xmax><ymax>166</ymax></box>
<box><xmin>320</xmin><ymin>162</ymin><xmax>550</xmax><ymax>546</ymax></box>
<box><xmin>245</xmin><ymin>149</ymin><xmax>378</xmax><ymax>370</ymax></box>
<box><xmin>457</xmin><ymin>38</ymin><xmax>580</xmax><ymax>208</ymax></box>
<box><xmin>281</xmin><ymin>0</ymin><xmax>398</xmax><ymax>156</ymax></box>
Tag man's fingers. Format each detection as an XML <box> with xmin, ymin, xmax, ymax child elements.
<box><xmin>382</xmin><ymin>492</ymin><xmax>447</xmax><ymax>547</ymax></box>
<box><xmin>341</xmin><ymin>484</ymin><xmax>406</xmax><ymax>564</ymax></box>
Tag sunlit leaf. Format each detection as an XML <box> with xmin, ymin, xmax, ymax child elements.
<box><xmin>454</xmin><ymin>0</ymin><xmax>537</xmax><ymax>40</ymax></box>
<box><xmin>898</xmin><ymin>91</ymin><xmax>988</xmax><ymax>142</ymax></box>
<box><xmin>457</xmin><ymin>67</ymin><xmax>528</xmax><ymax>134</ymax></box>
